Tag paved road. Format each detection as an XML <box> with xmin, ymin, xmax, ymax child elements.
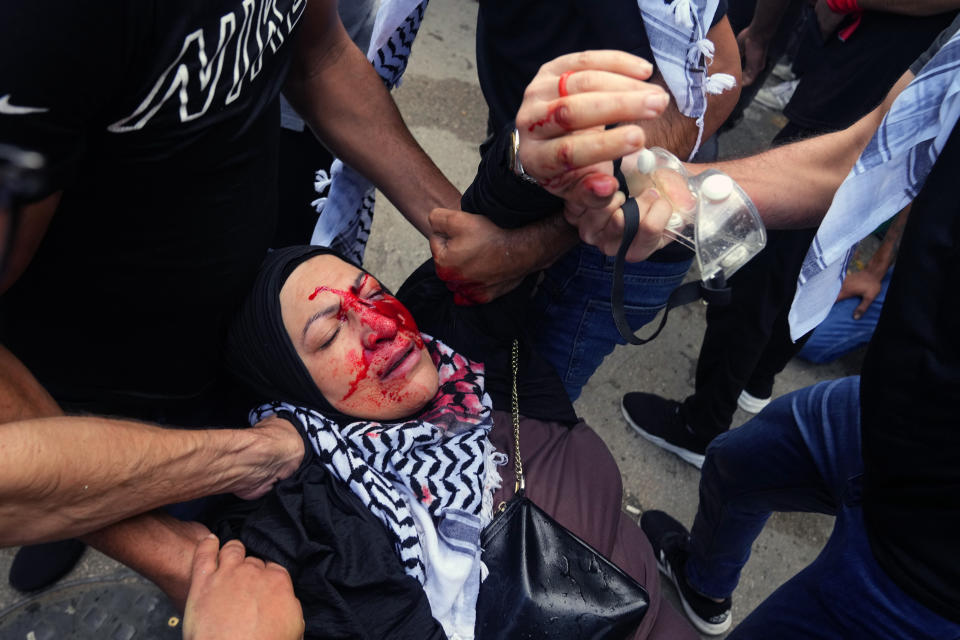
<box><xmin>1</xmin><ymin>2</ymin><xmax>864</xmax><ymax>637</ymax></box>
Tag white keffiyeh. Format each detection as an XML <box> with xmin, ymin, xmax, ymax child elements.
<box><xmin>788</xmin><ymin>27</ymin><xmax>960</xmax><ymax>340</ymax></box>
<box><xmin>251</xmin><ymin>335</ymin><xmax>503</xmax><ymax>640</ymax></box>
<box><xmin>638</xmin><ymin>0</ymin><xmax>737</xmax><ymax>159</ymax></box>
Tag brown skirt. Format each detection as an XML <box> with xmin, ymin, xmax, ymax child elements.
<box><xmin>488</xmin><ymin>411</ymin><xmax>698</xmax><ymax>640</ymax></box>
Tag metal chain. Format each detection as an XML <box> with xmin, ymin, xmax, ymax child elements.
<box><xmin>511</xmin><ymin>339</ymin><xmax>525</xmax><ymax>493</ymax></box>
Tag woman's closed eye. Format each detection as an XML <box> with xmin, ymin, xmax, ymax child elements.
<box><xmin>318</xmin><ymin>325</ymin><xmax>340</xmax><ymax>350</ymax></box>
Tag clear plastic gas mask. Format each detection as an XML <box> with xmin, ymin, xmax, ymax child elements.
<box><xmin>622</xmin><ymin>147</ymin><xmax>766</xmax><ymax>287</ymax></box>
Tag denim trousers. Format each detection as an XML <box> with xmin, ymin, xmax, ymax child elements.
<box><xmin>796</xmin><ymin>267</ymin><xmax>893</xmax><ymax>364</ymax></box>
<box><xmin>526</xmin><ymin>243</ymin><xmax>692</xmax><ymax>401</ymax></box>
<box><xmin>685</xmin><ymin>377</ymin><xmax>960</xmax><ymax>639</ymax></box>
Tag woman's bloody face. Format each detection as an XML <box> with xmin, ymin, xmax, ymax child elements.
<box><xmin>280</xmin><ymin>255</ymin><xmax>439</xmax><ymax>420</ymax></box>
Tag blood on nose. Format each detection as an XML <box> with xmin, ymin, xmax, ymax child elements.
<box><xmin>361</xmin><ymin>309</ymin><xmax>398</xmax><ymax>348</ymax></box>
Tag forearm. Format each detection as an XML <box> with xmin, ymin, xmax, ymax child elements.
<box><xmin>695</xmin><ymin>71</ymin><xmax>910</xmax><ymax>229</ymax></box>
<box><xmin>0</xmin><ymin>416</ymin><xmax>294</xmax><ymax>546</ymax></box>
<box><xmin>866</xmin><ymin>205</ymin><xmax>910</xmax><ymax>273</ymax></box>
<box><xmin>641</xmin><ymin>18</ymin><xmax>742</xmax><ymax>158</ymax></box>
<box><xmin>748</xmin><ymin>0</ymin><xmax>794</xmax><ymax>38</ymax></box>
<box><xmin>856</xmin><ymin>0</ymin><xmax>960</xmax><ymax>15</ymax></box>
<box><xmin>82</xmin><ymin>511</ymin><xmax>208</xmax><ymax>611</ymax></box>
<box><xmin>284</xmin><ymin>0</ymin><xmax>459</xmax><ymax>236</ymax></box>
<box><xmin>513</xmin><ymin>213</ymin><xmax>579</xmax><ymax>272</ymax></box>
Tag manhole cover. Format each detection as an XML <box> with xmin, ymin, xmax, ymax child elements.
<box><xmin>0</xmin><ymin>577</ymin><xmax>181</xmax><ymax>639</ymax></box>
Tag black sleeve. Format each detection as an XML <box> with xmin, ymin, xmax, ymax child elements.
<box><xmin>460</xmin><ymin>122</ymin><xmax>563</xmax><ymax>228</ymax></box>
<box><xmin>0</xmin><ymin>0</ymin><xmax>128</xmax><ymax>198</ymax></box>
<box><xmin>910</xmin><ymin>14</ymin><xmax>960</xmax><ymax>76</ymax></box>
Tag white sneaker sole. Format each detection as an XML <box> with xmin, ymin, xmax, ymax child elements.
<box><xmin>621</xmin><ymin>401</ymin><xmax>705</xmax><ymax>469</ymax></box>
<box><xmin>657</xmin><ymin>550</ymin><xmax>733</xmax><ymax>636</ymax></box>
<box><xmin>737</xmin><ymin>390</ymin><xmax>771</xmax><ymax>414</ymax></box>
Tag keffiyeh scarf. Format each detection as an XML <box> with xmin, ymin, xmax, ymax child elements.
<box><xmin>252</xmin><ymin>335</ymin><xmax>504</xmax><ymax>640</ymax></box>
<box><xmin>788</xmin><ymin>26</ymin><xmax>960</xmax><ymax>340</ymax></box>
<box><xmin>639</xmin><ymin>0</ymin><xmax>737</xmax><ymax>159</ymax></box>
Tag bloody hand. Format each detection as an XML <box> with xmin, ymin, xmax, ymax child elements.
<box><xmin>514</xmin><ymin>50</ymin><xmax>671</xmax><ymax>212</ymax></box>
<box><xmin>429</xmin><ymin>208</ymin><xmax>532</xmax><ymax>306</ymax></box>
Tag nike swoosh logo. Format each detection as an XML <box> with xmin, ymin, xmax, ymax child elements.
<box><xmin>0</xmin><ymin>94</ymin><xmax>49</xmax><ymax>115</ymax></box>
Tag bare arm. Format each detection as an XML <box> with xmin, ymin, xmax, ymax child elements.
<box><xmin>0</xmin><ymin>342</ymin><xmax>301</xmax><ymax>609</ymax></box>
<box><xmin>283</xmin><ymin>0</ymin><xmax>459</xmax><ymax>236</ymax></box>
<box><xmin>640</xmin><ymin>17</ymin><xmax>742</xmax><ymax>158</ymax></box>
<box><xmin>705</xmin><ymin>70</ymin><xmax>913</xmax><ymax>229</ymax></box>
<box><xmin>0</xmin><ymin>414</ymin><xmax>302</xmax><ymax>547</ymax></box>
<box><xmin>575</xmin><ymin>68</ymin><xmax>915</xmax><ymax>259</ymax></box>
<box><xmin>856</xmin><ymin>0</ymin><xmax>960</xmax><ymax>15</ymax></box>
<box><xmin>737</xmin><ymin>0</ymin><xmax>793</xmax><ymax>85</ymax></box>
<box><xmin>836</xmin><ymin>204</ymin><xmax>909</xmax><ymax>318</ymax></box>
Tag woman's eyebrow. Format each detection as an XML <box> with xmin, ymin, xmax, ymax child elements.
<box><xmin>302</xmin><ymin>302</ymin><xmax>339</xmax><ymax>341</ymax></box>
<box><xmin>352</xmin><ymin>271</ymin><xmax>366</xmax><ymax>291</ymax></box>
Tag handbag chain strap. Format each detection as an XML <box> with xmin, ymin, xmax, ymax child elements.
<box><xmin>510</xmin><ymin>339</ymin><xmax>525</xmax><ymax>494</ymax></box>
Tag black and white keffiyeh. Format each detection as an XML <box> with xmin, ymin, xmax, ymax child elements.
<box><xmin>251</xmin><ymin>334</ymin><xmax>503</xmax><ymax>640</ymax></box>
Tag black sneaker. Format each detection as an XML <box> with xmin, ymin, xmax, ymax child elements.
<box><xmin>621</xmin><ymin>392</ymin><xmax>708</xmax><ymax>468</ymax></box>
<box><xmin>641</xmin><ymin>510</ymin><xmax>732</xmax><ymax>636</ymax></box>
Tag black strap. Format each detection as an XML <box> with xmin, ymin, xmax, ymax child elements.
<box><xmin>612</xmin><ymin>198</ymin><xmax>731</xmax><ymax>345</ymax></box>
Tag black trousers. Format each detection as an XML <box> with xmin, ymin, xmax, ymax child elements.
<box><xmin>680</xmin><ymin>228</ymin><xmax>816</xmax><ymax>438</ymax></box>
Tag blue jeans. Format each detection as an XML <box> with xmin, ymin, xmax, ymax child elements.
<box><xmin>527</xmin><ymin>244</ymin><xmax>692</xmax><ymax>400</ymax></box>
<box><xmin>796</xmin><ymin>268</ymin><xmax>893</xmax><ymax>364</ymax></box>
<box><xmin>685</xmin><ymin>377</ymin><xmax>960</xmax><ymax>639</ymax></box>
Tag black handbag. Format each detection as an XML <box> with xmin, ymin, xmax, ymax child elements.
<box><xmin>475</xmin><ymin>341</ymin><xmax>649</xmax><ymax>639</ymax></box>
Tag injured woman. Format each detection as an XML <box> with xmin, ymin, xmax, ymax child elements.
<box><xmin>216</xmin><ymin>244</ymin><xmax>698</xmax><ymax>640</ymax></box>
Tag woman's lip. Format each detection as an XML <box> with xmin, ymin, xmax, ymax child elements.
<box><xmin>380</xmin><ymin>344</ymin><xmax>418</xmax><ymax>381</ymax></box>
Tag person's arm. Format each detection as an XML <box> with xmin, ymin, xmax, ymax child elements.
<box><xmin>282</xmin><ymin>0</ymin><xmax>459</xmax><ymax>236</ymax></box>
<box><xmin>431</xmin><ymin>49</ymin><xmax>697</xmax><ymax>303</ymax></box>
<box><xmin>854</xmin><ymin>0</ymin><xmax>960</xmax><ymax>15</ymax></box>
<box><xmin>737</xmin><ymin>0</ymin><xmax>793</xmax><ymax>86</ymax></box>
<box><xmin>0</xmin><ymin>338</ymin><xmax>302</xmax><ymax>610</ymax></box>
<box><xmin>639</xmin><ymin>16</ymin><xmax>743</xmax><ymax>158</ymax></box>
<box><xmin>0</xmin><ymin>413</ymin><xmax>303</xmax><ymax>547</ymax></box>
<box><xmin>707</xmin><ymin>70</ymin><xmax>912</xmax><ymax>228</ymax></box>
<box><xmin>836</xmin><ymin>204</ymin><xmax>908</xmax><ymax>318</ymax></box>
<box><xmin>570</xmin><ymin>68</ymin><xmax>914</xmax><ymax>259</ymax></box>
<box><xmin>0</xmin><ymin>350</ymin><xmax>302</xmax><ymax>611</ymax></box>
<box><xmin>183</xmin><ymin>536</ymin><xmax>305</xmax><ymax>640</ymax></box>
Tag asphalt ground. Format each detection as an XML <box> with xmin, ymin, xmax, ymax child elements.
<box><xmin>0</xmin><ymin>2</ymin><xmax>865</xmax><ymax>637</ymax></box>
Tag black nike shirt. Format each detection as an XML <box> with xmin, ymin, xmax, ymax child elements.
<box><xmin>0</xmin><ymin>0</ymin><xmax>305</xmax><ymax>417</ymax></box>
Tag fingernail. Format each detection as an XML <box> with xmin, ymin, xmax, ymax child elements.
<box><xmin>853</xmin><ymin>312</ymin><xmax>862</xmax><ymax>320</ymax></box>
<box><xmin>206</xmin><ymin>533</ymin><xmax>217</xmax><ymax>540</ymax></box>
<box><xmin>642</xmin><ymin>188</ymin><xmax>660</xmax><ymax>200</ymax></box>
<box><xmin>626</xmin><ymin>128</ymin><xmax>644</xmax><ymax>146</ymax></box>
<box><xmin>646</xmin><ymin>93</ymin><xmax>669</xmax><ymax>110</ymax></box>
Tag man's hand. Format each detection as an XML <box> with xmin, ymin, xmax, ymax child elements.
<box><xmin>183</xmin><ymin>536</ymin><xmax>304</xmax><ymax>640</ymax></box>
<box><xmin>230</xmin><ymin>416</ymin><xmax>304</xmax><ymax>501</ymax></box>
<box><xmin>837</xmin><ymin>269</ymin><xmax>884</xmax><ymax>319</ymax></box>
<box><xmin>737</xmin><ymin>24</ymin><xmax>769</xmax><ymax>86</ymax></box>
<box><xmin>429</xmin><ymin>208</ymin><xmax>531</xmax><ymax>305</ymax></box>
<box><xmin>563</xmin><ymin>188</ymin><xmax>675</xmax><ymax>262</ymax></box>
<box><xmin>514</xmin><ymin>50</ymin><xmax>671</xmax><ymax>211</ymax></box>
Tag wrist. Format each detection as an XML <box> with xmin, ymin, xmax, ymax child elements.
<box><xmin>516</xmin><ymin>215</ymin><xmax>578</xmax><ymax>272</ymax></box>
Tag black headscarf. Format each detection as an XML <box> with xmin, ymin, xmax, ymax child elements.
<box><xmin>226</xmin><ymin>245</ymin><xmax>362</xmax><ymax>426</ymax></box>
<box><xmin>227</xmin><ymin>244</ymin><xmax>579</xmax><ymax>428</ymax></box>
